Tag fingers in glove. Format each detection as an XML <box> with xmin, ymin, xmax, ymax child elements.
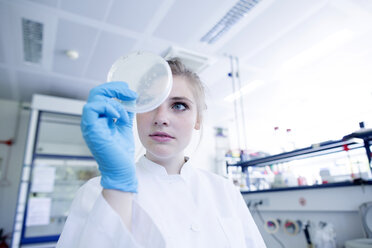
<box><xmin>82</xmin><ymin>100</ymin><xmax>120</xmax><ymax>126</ymax></box>
<box><xmin>88</xmin><ymin>82</ymin><xmax>137</xmax><ymax>103</ymax></box>
<box><xmin>107</xmin><ymin>98</ymin><xmax>132</xmax><ymax>126</ymax></box>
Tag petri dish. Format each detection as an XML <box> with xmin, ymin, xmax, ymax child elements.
<box><xmin>107</xmin><ymin>51</ymin><xmax>172</xmax><ymax>113</ymax></box>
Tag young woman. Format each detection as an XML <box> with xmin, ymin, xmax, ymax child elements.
<box><xmin>57</xmin><ymin>59</ymin><xmax>266</xmax><ymax>248</ymax></box>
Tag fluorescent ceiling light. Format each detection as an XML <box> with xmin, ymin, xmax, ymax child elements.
<box><xmin>224</xmin><ymin>80</ymin><xmax>264</xmax><ymax>102</ymax></box>
<box><xmin>281</xmin><ymin>28</ymin><xmax>354</xmax><ymax>73</ymax></box>
<box><xmin>200</xmin><ymin>0</ymin><xmax>261</xmax><ymax>44</ymax></box>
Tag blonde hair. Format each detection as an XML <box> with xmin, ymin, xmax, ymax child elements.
<box><xmin>167</xmin><ymin>58</ymin><xmax>207</xmax><ymax>124</ymax></box>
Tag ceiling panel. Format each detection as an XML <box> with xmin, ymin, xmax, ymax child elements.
<box><xmin>219</xmin><ymin>0</ymin><xmax>328</xmax><ymax>60</ymax></box>
<box><xmin>0</xmin><ymin>68</ymin><xmax>12</xmax><ymax>99</ymax></box>
<box><xmin>17</xmin><ymin>70</ymin><xmax>96</xmax><ymax>101</ymax></box>
<box><xmin>53</xmin><ymin>19</ymin><xmax>99</xmax><ymax>77</ymax></box>
<box><xmin>17</xmin><ymin>71</ymin><xmax>52</xmax><ymax>101</ymax></box>
<box><xmin>137</xmin><ymin>37</ymin><xmax>169</xmax><ymax>56</ymax></box>
<box><xmin>84</xmin><ymin>31</ymin><xmax>137</xmax><ymax>81</ymax></box>
<box><xmin>60</xmin><ymin>0</ymin><xmax>111</xmax><ymax>21</ymax></box>
<box><xmin>27</xmin><ymin>0</ymin><xmax>58</xmax><ymax>8</ymax></box>
<box><xmin>353</xmin><ymin>0</ymin><xmax>372</xmax><ymax>14</ymax></box>
<box><xmin>244</xmin><ymin>3</ymin><xmax>347</xmax><ymax>69</ymax></box>
<box><xmin>47</xmin><ymin>78</ymin><xmax>95</xmax><ymax>101</ymax></box>
<box><xmin>153</xmin><ymin>0</ymin><xmax>229</xmax><ymax>44</ymax></box>
<box><xmin>107</xmin><ymin>0</ymin><xmax>163</xmax><ymax>32</ymax></box>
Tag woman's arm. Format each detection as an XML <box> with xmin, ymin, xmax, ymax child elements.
<box><xmin>102</xmin><ymin>189</ymin><xmax>133</xmax><ymax>230</ymax></box>
<box><xmin>81</xmin><ymin>82</ymin><xmax>139</xmax><ymax>229</ymax></box>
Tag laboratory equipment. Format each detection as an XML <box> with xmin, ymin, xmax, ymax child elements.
<box><xmin>345</xmin><ymin>202</ymin><xmax>372</xmax><ymax>248</ymax></box>
<box><xmin>264</xmin><ymin>219</ymin><xmax>280</xmax><ymax>234</ymax></box>
<box><xmin>283</xmin><ymin>220</ymin><xmax>302</xmax><ymax>236</ymax></box>
<box><xmin>227</xmin><ymin>134</ymin><xmax>372</xmax><ymax>192</ymax></box>
<box><xmin>107</xmin><ymin>51</ymin><xmax>173</xmax><ymax>113</ymax></box>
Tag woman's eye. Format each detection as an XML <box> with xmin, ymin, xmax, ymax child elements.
<box><xmin>172</xmin><ymin>102</ymin><xmax>188</xmax><ymax>111</ymax></box>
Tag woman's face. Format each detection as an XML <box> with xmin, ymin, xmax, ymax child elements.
<box><xmin>136</xmin><ymin>76</ymin><xmax>200</xmax><ymax>161</ymax></box>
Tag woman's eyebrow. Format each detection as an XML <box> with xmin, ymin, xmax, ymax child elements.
<box><xmin>170</xmin><ymin>96</ymin><xmax>194</xmax><ymax>104</ymax></box>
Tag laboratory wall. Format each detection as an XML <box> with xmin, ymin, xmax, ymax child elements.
<box><xmin>243</xmin><ymin>185</ymin><xmax>372</xmax><ymax>247</ymax></box>
<box><xmin>0</xmin><ymin>99</ymin><xmax>30</xmax><ymax>243</ymax></box>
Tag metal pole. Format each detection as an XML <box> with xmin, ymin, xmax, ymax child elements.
<box><xmin>229</xmin><ymin>55</ymin><xmax>241</xmax><ymax>149</ymax></box>
<box><xmin>235</xmin><ymin>56</ymin><xmax>247</xmax><ymax>150</ymax></box>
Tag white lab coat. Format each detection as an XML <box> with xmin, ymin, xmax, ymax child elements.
<box><xmin>57</xmin><ymin>155</ymin><xmax>266</xmax><ymax>248</ymax></box>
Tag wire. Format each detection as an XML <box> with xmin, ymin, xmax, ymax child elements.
<box><xmin>252</xmin><ymin>203</ymin><xmax>286</xmax><ymax>248</ymax></box>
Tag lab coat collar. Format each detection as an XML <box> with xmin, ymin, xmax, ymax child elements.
<box><xmin>138</xmin><ymin>155</ymin><xmax>194</xmax><ymax>181</ymax></box>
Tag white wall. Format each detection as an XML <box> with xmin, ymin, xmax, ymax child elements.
<box><xmin>243</xmin><ymin>185</ymin><xmax>372</xmax><ymax>248</ymax></box>
<box><xmin>0</xmin><ymin>99</ymin><xmax>30</xmax><ymax>244</ymax></box>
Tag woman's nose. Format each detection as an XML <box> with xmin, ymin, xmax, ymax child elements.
<box><xmin>153</xmin><ymin>105</ymin><xmax>169</xmax><ymax>126</ymax></box>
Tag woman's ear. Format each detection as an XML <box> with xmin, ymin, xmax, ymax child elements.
<box><xmin>194</xmin><ymin>116</ymin><xmax>201</xmax><ymax>130</ymax></box>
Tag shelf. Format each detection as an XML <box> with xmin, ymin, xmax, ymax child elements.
<box><xmin>228</xmin><ymin>138</ymin><xmax>369</xmax><ymax>168</ymax></box>
<box><xmin>240</xmin><ymin>179</ymin><xmax>372</xmax><ymax>194</ymax></box>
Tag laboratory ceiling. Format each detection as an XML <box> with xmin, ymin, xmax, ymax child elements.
<box><xmin>1</xmin><ymin>0</ymin><xmax>372</xmax><ymax>147</ymax></box>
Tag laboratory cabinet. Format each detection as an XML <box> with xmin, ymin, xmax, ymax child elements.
<box><xmin>11</xmin><ymin>95</ymin><xmax>99</xmax><ymax>248</ymax></box>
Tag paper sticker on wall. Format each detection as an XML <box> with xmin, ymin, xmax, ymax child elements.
<box><xmin>26</xmin><ymin>197</ymin><xmax>51</xmax><ymax>226</ymax></box>
<box><xmin>31</xmin><ymin>166</ymin><xmax>56</xmax><ymax>193</ymax></box>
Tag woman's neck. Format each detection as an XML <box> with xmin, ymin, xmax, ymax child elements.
<box><xmin>145</xmin><ymin>152</ymin><xmax>185</xmax><ymax>175</ymax></box>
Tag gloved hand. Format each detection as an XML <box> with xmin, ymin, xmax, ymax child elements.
<box><xmin>81</xmin><ymin>82</ymin><xmax>138</xmax><ymax>193</ymax></box>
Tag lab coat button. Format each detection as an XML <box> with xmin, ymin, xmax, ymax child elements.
<box><xmin>190</xmin><ymin>223</ymin><xmax>200</xmax><ymax>232</ymax></box>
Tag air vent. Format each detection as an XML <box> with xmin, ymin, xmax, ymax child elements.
<box><xmin>22</xmin><ymin>18</ymin><xmax>43</xmax><ymax>64</ymax></box>
<box><xmin>200</xmin><ymin>0</ymin><xmax>261</xmax><ymax>44</ymax></box>
<box><xmin>162</xmin><ymin>47</ymin><xmax>211</xmax><ymax>73</ymax></box>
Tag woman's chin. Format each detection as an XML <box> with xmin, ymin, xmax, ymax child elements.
<box><xmin>146</xmin><ymin>148</ymin><xmax>181</xmax><ymax>161</ymax></box>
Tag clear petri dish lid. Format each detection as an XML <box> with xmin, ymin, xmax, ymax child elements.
<box><xmin>107</xmin><ymin>51</ymin><xmax>172</xmax><ymax>113</ymax></box>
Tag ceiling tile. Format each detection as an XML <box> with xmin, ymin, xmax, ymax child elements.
<box><xmin>219</xmin><ymin>0</ymin><xmax>329</xmax><ymax>61</ymax></box>
<box><xmin>354</xmin><ymin>0</ymin><xmax>372</xmax><ymax>14</ymax></box>
<box><xmin>244</xmin><ymin>4</ymin><xmax>347</xmax><ymax>69</ymax></box>
<box><xmin>53</xmin><ymin>19</ymin><xmax>99</xmax><ymax>76</ymax></box>
<box><xmin>138</xmin><ymin>37</ymin><xmax>169</xmax><ymax>55</ymax></box>
<box><xmin>107</xmin><ymin>0</ymin><xmax>163</xmax><ymax>32</ymax></box>
<box><xmin>27</xmin><ymin>0</ymin><xmax>58</xmax><ymax>8</ymax></box>
<box><xmin>17</xmin><ymin>71</ymin><xmax>52</xmax><ymax>101</ymax></box>
<box><xmin>60</xmin><ymin>0</ymin><xmax>110</xmax><ymax>21</ymax></box>
<box><xmin>47</xmin><ymin>78</ymin><xmax>95</xmax><ymax>101</ymax></box>
<box><xmin>17</xmin><ymin>71</ymin><xmax>96</xmax><ymax>101</ymax></box>
<box><xmin>153</xmin><ymin>0</ymin><xmax>227</xmax><ymax>44</ymax></box>
<box><xmin>0</xmin><ymin>68</ymin><xmax>12</xmax><ymax>100</ymax></box>
<box><xmin>85</xmin><ymin>31</ymin><xmax>137</xmax><ymax>81</ymax></box>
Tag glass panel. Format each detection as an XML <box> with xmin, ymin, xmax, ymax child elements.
<box><xmin>35</xmin><ymin>112</ymin><xmax>91</xmax><ymax>156</ymax></box>
<box><xmin>22</xmin><ymin>112</ymin><xmax>99</xmax><ymax>240</ymax></box>
<box><xmin>24</xmin><ymin>158</ymin><xmax>99</xmax><ymax>238</ymax></box>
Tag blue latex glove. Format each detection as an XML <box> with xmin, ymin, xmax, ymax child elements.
<box><xmin>81</xmin><ymin>82</ymin><xmax>138</xmax><ymax>193</ymax></box>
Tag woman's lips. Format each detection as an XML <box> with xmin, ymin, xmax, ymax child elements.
<box><xmin>149</xmin><ymin>132</ymin><xmax>174</xmax><ymax>142</ymax></box>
